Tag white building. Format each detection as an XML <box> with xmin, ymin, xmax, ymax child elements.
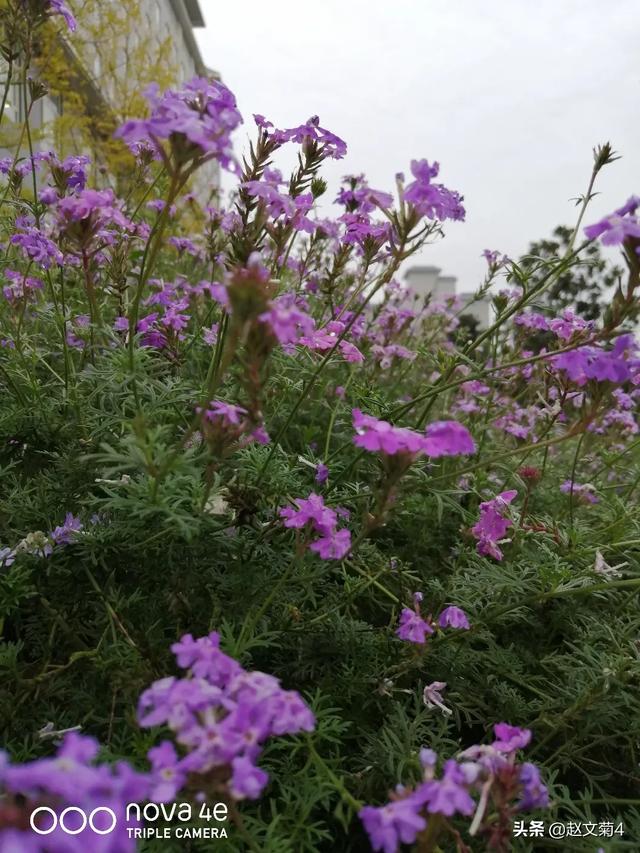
<box><xmin>3</xmin><ymin>0</ymin><xmax>220</xmax><ymax>197</ymax></box>
<box><xmin>404</xmin><ymin>265</ymin><xmax>493</xmax><ymax>329</ymax></box>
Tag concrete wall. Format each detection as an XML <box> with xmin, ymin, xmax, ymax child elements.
<box><xmin>403</xmin><ymin>265</ymin><xmax>493</xmax><ymax>329</ymax></box>
<box><xmin>3</xmin><ymin>0</ymin><xmax>220</xmax><ymax>201</ymax></box>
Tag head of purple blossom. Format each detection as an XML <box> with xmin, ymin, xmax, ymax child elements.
<box><xmin>438</xmin><ymin>605</ymin><xmax>470</xmax><ymax>630</ymax></box>
<box><xmin>359</xmin><ymin>793</ymin><xmax>427</xmax><ymax>853</ymax></box>
<box><xmin>279</xmin><ymin>493</ymin><xmax>351</xmax><ymax>560</ymax></box>
<box><xmin>423</xmin><ymin>421</ymin><xmax>475</xmax><ymax>458</ymax></box>
<box><xmin>49</xmin><ymin>512</ymin><xmax>83</xmax><ymax>546</ymax></box>
<box><xmin>396</xmin><ymin>592</ymin><xmax>434</xmax><ymax>644</ymax></box>
<box><xmin>423</xmin><ymin>681</ymin><xmax>451</xmax><ymax>715</ymax></box>
<box><xmin>584</xmin><ymin>196</ymin><xmax>640</xmax><ymax>246</ymax></box>
<box><xmin>518</xmin><ymin>762</ymin><xmax>550</xmax><ymax>810</ymax></box>
<box><xmin>0</xmin><ymin>732</ymin><xmax>148</xmax><ymax>850</ymax></box>
<box><xmin>138</xmin><ymin>633</ymin><xmax>314</xmax><ymax>807</ymax></box>
<box><xmin>56</xmin><ymin>189</ymin><xmax>134</xmax><ymax>250</ymax></box>
<box><xmin>352</xmin><ymin>409</ymin><xmax>426</xmax><ymax>457</ymax></box>
<box><xmin>115</xmin><ymin>77</ymin><xmax>243</xmax><ymax>173</ymax></box>
<box><xmin>418</xmin><ymin>760</ymin><xmax>476</xmax><ymax>818</ymax></box>
<box><xmin>553</xmin><ymin>336</ymin><xmax>640</xmax><ymax>386</ymax></box>
<box><xmin>274</xmin><ymin>115</ymin><xmax>347</xmax><ymax>160</ymax></box>
<box><xmin>259</xmin><ymin>294</ymin><xmax>315</xmax><ymax>345</ymax></box>
<box><xmin>402</xmin><ymin>159</ymin><xmax>465</xmax><ymax>223</ymax></box>
<box><xmin>315</xmin><ymin>463</ymin><xmax>329</xmax><ymax>484</ymax></box>
<box><xmin>196</xmin><ymin>399</ymin><xmax>248</xmax><ymax>427</ymax></box>
<box><xmin>48</xmin><ymin>0</ymin><xmax>77</xmax><ymax>30</ymax></box>
<box><xmin>10</xmin><ymin>227</ymin><xmax>63</xmax><ymax>269</ymax></box>
<box><xmin>335</xmin><ymin>174</ymin><xmax>393</xmax><ymax>213</ymax></box>
<box><xmin>492</xmin><ymin>722</ymin><xmax>532</xmax><ymax>753</ymax></box>
<box><xmin>471</xmin><ymin>489</ymin><xmax>517</xmax><ymax>561</ymax></box>
<box><xmin>560</xmin><ymin>480</ymin><xmax>599</xmax><ymax>504</ymax></box>
<box><xmin>482</xmin><ymin>248</ymin><xmax>509</xmax><ymax>271</ymax></box>
<box><xmin>2</xmin><ymin>269</ymin><xmax>44</xmax><ymax>306</ymax></box>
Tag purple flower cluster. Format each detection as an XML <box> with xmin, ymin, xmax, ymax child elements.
<box><xmin>56</xmin><ymin>188</ymin><xmax>135</xmax><ymax>251</ymax></box>
<box><xmin>396</xmin><ymin>592</ymin><xmax>470</xmax><ymax>644</ymax></box>
<box><xmin>10</xmin><ymin>225</ymin><xmax>63</xmax><ymax>269</ymax></box>
<box><xmin>279</xmin><ymin>492</ymin><xmax>351</xmax><ymax>559</ymax></box>
<box><xmin>138</xmin><ymin>632</ymin><xmax>315</xmax><ymax>802</ymax></box>
<box><xmin>116</xmin><ymin>78</ymin><xmax>243</xmax><ymax>172</ymax></box>
<box><xmin>1</xmin><ymin>512</ymin><xmax>83</xmax><ymax>566</ymax></box>
<box><xmin>352</xmin><ymin>410</ymin><xmax>475</xmax><ymax>459</ymax></box>
<box><xmin>402</xmin><ymin>159</ymin><xmax>465</xmax><ymax>222</ymax></box>
<box><xmin>254</xmin><ymin>114</ymin><xmax>347</xmax><ymax>160</ymax></box>
<box><xmin>2</xmin><ymin>268</ymin><xmax>44</xmax><ymax>306</ymax></box>
<box><xmin>584</xmin><ymin>195</ymin><xmax>640</xmax><ymax>246</ymax></box>
<box><xmin>48</xmin><ymin>0</ymin><xmax>77</xmax><ymax>31</ymax></box>
<box><xmin>360</xmin><ymin>723</ymin><xmax>549</xmax><ymax>853</ymax></box>
<box><xmin>560</xmin><ymin>480</ymin><xmax>599</xmax><ymax>504</ymax></box>
<box><xmin>0</xmin><ymin>732</ymin><xmax>148</xmax><ymax>851</ymax></box>
<box><xmin>195</xmin><ymin>399</ymin><xmax>269</xmax><ymax>449</ymax></box>
<box><xmin>471</xmin><ymin>490</ymin><xmax>518</xmax><ymax>561</ymax></box>
<box><xmin>553</xmin><ymin>334</ymin><xmax>640</xmax><ymax>386</ymax></box>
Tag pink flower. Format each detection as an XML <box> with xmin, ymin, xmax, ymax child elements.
<box><xmin>279</xmin><ymin>493</ymin><xmax>351</xmax><ymax>561</ymax></box>
<box><xmin>352</xmin><ymin>410</ymin><xmax>425</xmax><ymax>456</ymax></box>
<box><xmin>308</xmin><ymin>527</ymin><xmax>351</xmax><ymax>559</ymax></box>
<box><xmin>395</xmin><ymin>592</ymin><xmax>434</xmax><ymax>644</ymax></box>
<box><xmin>423</xmin><ymin>421</ymin><xmax>475</xmax><ymax>458</ymax></box>
<box><xmin>438</xmin><ymin>606</ymin><xmax>470</xmax><ymax>630</ymax></box>
<box><xmin>471</xmin><ymin>490</ymin><xmax>517</xmax><ymax>561</ymax></box>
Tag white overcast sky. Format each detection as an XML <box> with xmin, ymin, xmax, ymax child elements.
<box><xmin>195</xmin><ymin>0</ymin><xmax>638</xmax><ymax>290</ymax></box>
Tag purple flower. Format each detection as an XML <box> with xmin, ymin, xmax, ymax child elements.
<box><xmin>280</xmin><ymin>493</ymin><xmax>337</xmax><ymax>534</ymax></box>
<box><xmin>560</xmin><ymin>480</ymin><xmax>599</xmax><ymax>504</ymax></box>
<box><xmin>359</xmin><ymin>794</ymin><xmax>427</xmax><ymax>853</ymax></box>
<box><xmin>315</xmin><ymin>463</ymin><xmax>329</xmax><ymax>484</ymax></box>
<box><xmin>0</xmin><ymin>546</ymin><xmax>16</xmax><ymax>567</ymax></box>
<box><xmin>423</xmin><ymin>681</ymin><xmax>451</xmax><ymax>715</ymax></box>
<box><xmin>518</xmin><ymin>762</ymin><xmax>550</xmax><ymax>810</ymax></box>
<box><xmin>515</xmin><ymin>311</ymin><xmax>550</xmax><ymax>331</ymax></box>
<box><xmin>396</xmin><ymin>593</ymin><xmax>434</xmax><ymax>644</ymax></box>
<box><xmin>584</xmin><ymin>196</ymin><xmax>640</xmax><ymax>245</ymax></box>
<box><xmin>339</xmin><ymin>340</ymin><xmax>364</xmax><ymax>363</ymax></box>
<box><xmin>49</xmin><ymin>0</ymin><xmax>77</xmax><ymax>30</ymax></box>
<box><xmin>115</xmin><ymin>77</ymin><xmax>243</xmax><ymax>172</ymax></box>
<box><xmin>0</xmin><ymin>732</ymin><xmax>148</xmax><ymax>850</ymax></box>
<box><xmin>549</xmin><ymin>309</ymin><xmax>593</xmax><ymax>341</ymax></box>
<box><xmin>471</xmin><ymin>490</ymin><xmax>517</xmax><ymax>561</ymax></box>
<box><xmin>553</xmin><ymin>336</ymin><xmax>639</xmax><ymax>386</ymax></box>
<box><xmin>148</xmin><ymin>742</ymin><xmax>185</xmax><ymax>803</ymax></box>
<box><xmin>10</xmin><ymin>227</ymin><xmax>63</xmax><ymax>269</ymax></box>
<box><xmin>352</xmin><ymin>409</ymin><xmax>426</xmax><ymax>456</ymax></box>
<box><xmin>259</xmin><ymin>295</ymin><xmax>315</xmax><ymax>345</ymax></box>
<box><xmin>308</xmin><ymin>527</ymin><xmax>351</xmax><ymax>559</ymax></box>
<box><xmin>2</xmin><ymin>269</ymin><xmax>44</xmax><ymax>305</ymax></box>
<box><xmin>492</xmin><ymin>723</ymin><xmax>532</xmax><ymax>753</ymax></box>
<box><xmin>138</xmin><ymin>633</ymin><xmax>315</xmax><ymax>807</ymax></box>
<box><xmin>280</xmin><ymin>493</ymin><xmax>351</xmax><ymax>560</ymax></box>
<box><xmin>229</xmin><ymin>756</ymin><xmax>269</xmax><ymax>800</ymax></box>
<box><xmin>275</xmin><ymin>115</ymin><xmax>347</xmax><ymax>160</ymax></box>
<box><xmin>423</xmin><ymin>421</ymin><xmax>475</xmax><ymax>458</ymax></box>
<box><xmin>196</xmin><ymin>399</ymin><xmax>248</xmax><ymax>426</ymax></box>
<box><xmin>49</xmin><ymin>512</ymin><xmax>83</xmax><ymax>546</ymax></box>
<box><xmin>403</xmin><ymin>159</ymin><xmax>465</xmax><ymax>222</ymax></box>
<box><xmin>438</xmin><ymin>605</ymin><xmax>470</xmax><ymax>630</ymax></box>
<box><xmin>419</xmin><ymin>761</ymin><xmax>476</xmax><ymax>817</ymax></box>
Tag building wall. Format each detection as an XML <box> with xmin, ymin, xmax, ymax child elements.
<box><xmin>403</xmin><ymin>265</ymin><xmax>493</xmax><ymax>329</ymax></box>
<box><xmin>3</xmin><ymin>0</ymin><xmax>220</xmax><ymax>200</ymax></box>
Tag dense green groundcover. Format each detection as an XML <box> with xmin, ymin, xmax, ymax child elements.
<box><xmin>2</xmin><ymin>6</ymin><xmax>640</xmax><ymax>851</ymax></box>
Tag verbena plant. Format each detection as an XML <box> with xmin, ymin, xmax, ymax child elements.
<box><xmin>1</xmin><ymin>3</ymin><xmax>640</xmax><ymax>851</ymax></box>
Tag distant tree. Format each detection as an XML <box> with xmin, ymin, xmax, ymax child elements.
<box><xmin>519</xmin><ymin>224</ymin><xmax>622</xmax><ymax>321</ymax></box>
